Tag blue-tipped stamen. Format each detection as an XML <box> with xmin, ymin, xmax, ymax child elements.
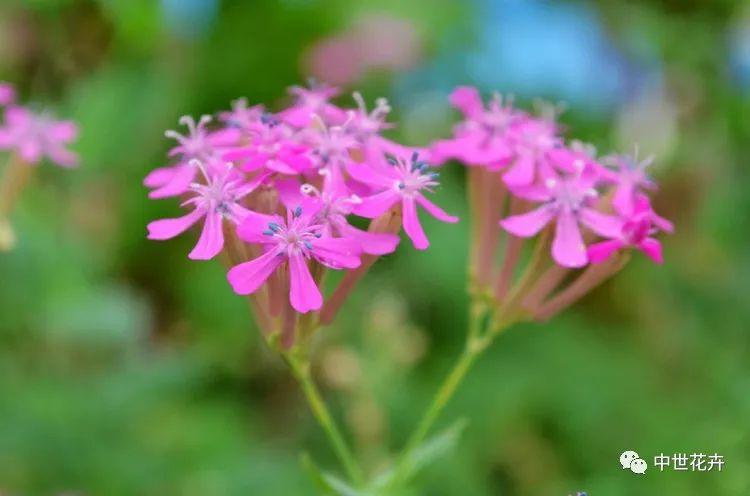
<box><xmin>268</xmin><ymin>222</ymin><xmax>281</xmax><ymax>232</ymax></box>
<box><xmin>386</xmin><ymin>156</ymin><xmax>398</xmax><ymax>166</ymax></box>
<box><xmin>303</xmin><ymin>241</ymin><xmax>313</xmax><ymax>250</ymax></box>
<box><xmin>262</xmin><ymin>229</ymin><xmax>274</xmax><ymax>236</ymax></box>
<box><xmin>260</xmin><ymin>112</ymin><xmax>280</xmax><ymax>127</ymax></box>
<box><xmin>411</xmin><ymin>151</ymin><xmax>419</xmax><ymax>164</ymax></box>
<box><xmin>293</xmin><ymin>206</ymin><xmax>303</xmax><ymax>218</ymax></box>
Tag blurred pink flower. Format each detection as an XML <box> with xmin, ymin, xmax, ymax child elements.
<box><xmin>431</xmin><ymin>87</ymin><xmax>519</xmax><ymax>168</ymax></box>
<box><xmin>588</xmin><ymin>194</ymin><xmax>673</xmax><ymax>264</ymax></box>
<box><xmin>0</xmin><ymin>106</ymin><xmax>78</xmax><ymax>167</ymax></box>
<box><xmin>303</xmin><ymin>14</ymin><xmax>422</xmax><ymax>86</ymax></box>
<box><xmin>602</xmin><ymin>152</ymin><xmax>657</xmax><ymax>216</ymax></box>
<box><xmin>278</xmin><ymin>82</ymin><xmax>346</xmax><ymax>127</ymax></box>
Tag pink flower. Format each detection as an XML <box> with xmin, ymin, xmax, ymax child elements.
<box><xmin>431</xmin><ymin>86</ymin><xmax>519</xmax><ymax>168</ymax></box>
<box><xmin>587</xmin><ymin>194</ymin><xmax>673</xmax><ymax>264</ymax></box>
<box><xmin>227</xmin><ymin>206</ymin><xmax>361</xmax><ymax>313</ymax></box>
<box><xmin>500</xmin><ymin>163</ymin><xmax>621</xmax><ymax>268</ymax></box>
<box><xmin>502</xmin><ymin>116</ymin><xmax>561</xmax><ymax>187</ymax></box>
<box><xmin>276</xmin><ymin>166</ymin><xmax>400</xmax><ymax>255</ymax></box>
<box><xmin>347</xmin><ymin>92</ymin><xmax>393</xmax><ymax>142</ymax></box>
<box><xmin>222</xmin><ymin>114</ymin><xmax>312</xmax><ymax>175</ymax></box>
<box><xmin>145</xmin><ymin>115</ymin><xmax>240</xmax><ymax>199</ymax></box>
<box><xmin>602</xmin><ymin>152</ymin><xmax>656</xmax><ymax>216</ymax></box>
<box><xmin>349</xmin><ymin>152</ymin><xmax>459</xmax><ymax>250</ymax></box>
<box><xmin>278</xmin><ymin>81</ymin><xmax>346</xmax><ymax>128</ymax></box>
<box><xmin>0</xmin><ymin>82</ymin><xmax>15</xmax><ymax>106</ymax></box>
<box><xmin>147</xmin><ymin>160</ymin><xmax>268</xmax><ymax>260</ymax></box>
<box><xmin>0</xmin><ymin>106</ymin><xmax>78</xmax><ymax>167</ymax></box>
<box><xmin>301</xmin><ymin>115</ymin><xmax>360</xmax><ymax>172</ymax></box>
<box><xmin>219</xmin><ymin>98</ymin><xmax>264</xmax><ymax>132</ymax></box>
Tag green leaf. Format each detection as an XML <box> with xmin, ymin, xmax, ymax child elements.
<box><xmin>371</xmin><ymin>418</ymin><xmax>469</xmax><ymax>492</ymax></box>
<box><xmin>407</xmin><ymin>418</ymin><xmax>469</xmax><ymax>474</ymax></box>
<box><xmin>300</xmin><ymin>453</ymin><xmax>336</xmax><ymax>495</ymax></box>
<box><xmin>300</xmin><ymin>453</ymin><xmax>365</xmax><ymax>496</ymax></box>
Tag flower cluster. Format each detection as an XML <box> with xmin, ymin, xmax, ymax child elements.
<box><xmin>146</xmin><ymin>82</ymin><xmax>458</xmax><ymax>323</ymax></box>
<box><xmin>431</xmin><ymin>86</ymin><xmax>672</xmax><ymax>320</ymax></box>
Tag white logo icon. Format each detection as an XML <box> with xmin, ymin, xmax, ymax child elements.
<box><xmin>620</xmin><ymin>450</ymin><xmax>648</xmax><ymax>474</ymax></box>
<box><xmin>630</xmin><ymin>458</ymin><xmax>648</xmax><ymax>474</ymax></box>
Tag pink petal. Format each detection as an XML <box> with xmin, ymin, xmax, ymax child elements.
<box><xmin>5</xmin><ymin>106</ymin><xmax>29</xmax><ymax>126</ymax></box>
<box><xmin>580</xmin><ymin>208</ymin><xmax>622</xmax><ymax>238</ymax></box>
<box><xmin>429</xmin><ymin>137</ymin><xmax>471</xmax><ymax>164</ymax></box>
<box><xmin>208</xmin><ymin>128</ymin><xmax>241</xmax><ymax>147</ymax></box>
<box><xmin>552</xmin><ymin>212</ymin><xmax>587</xmax><ymax>268</ymax></box>
<box><xmin>50</xmin><ymin>121</ymin><xmax>78</xmax><ymax>142</ymax></box>
<box><xmin>416</xmin><ymin>195</ymin><xmax>459</xmax><ymax>223</ymax></box>
<box><xmin>587</xmin><ymin>239</ymin><xmax>624</xmax><ymax>264</ymax></box>
<box><xmin>148</xmin><ymin>164</ymin><xmax>196</xmax><ymax>199</ymax></box>
<box><xmin>346</xmin><ymin>162</ymin><xmax>392</xmax><ymax>189</ymax></box>
<box><xmin>241</xmin><ymin>153</ymin><xmax>271</xmax><ymax>172</ymax></box>
<box><xmin>0</xmin><ymin>129</ymin><xmax>12</xmax><ymax>147</ymax></box>
<box><xmin>612</xmin><ymin>183</ymin><xmax>635</xmax><ymax>216</ymax></box>
<box><xmin>353</xmin><ymin>189</ymin><xmax>400</xmax><ymax>218</ymax></box>
<box><xmin>147</xmin><ymin>208</ymin><xmax>205</xmax><ymax>240</ymax></box>
<box><xmin>403</xmin><ymin>197</ymin><xmax>429</xmax><ymax>250</ymax></box>
<box><xmin>278</xmin><ymin>150</ymin><xmax>312</xmax><ymax>172</ymax></box>
<box><xmin>638</xmin><ymin>237</ymin><xmax>663</xmax><ymax>264</ymax></box>
<box><xmin>227</xmin><ymin>249</ymin><xmax>284</xmax><ymax>295</ymax></box>
<box><xmin>502</xmin><ymin>152</ymin><xmax>535</xmax><ymax>187</ymax></box>
<box><xmin>222</xmin><ymin>147</ymin><xmax>254</xmax><ymax>162</ymax></box>
<box><xmin>652</xmin><ymin>212</ymin><xmax>674</xmax><ymax>234</ymax></box>
<box><xmin>311</xmin><ymin>237</ymin><xmax>362</xmax><ymax>268</ymax></box>
<box><xmin>19</xmin><ymin>139</ymin><xmax>42</xmax><ymax>164</ymax></box>
<box><xmin>144</xmin><ymin>166</ymin><xmax>178</xmax><ymax>188</ymax></box>
<box><xmin>499</xmin><ymin>205</ymin><xmax>554</xmax><ymax>237</ymax></box>
<box><xmin>274</xmin><ymin>178</ymin><xmax>304</xmax><ymax>209</ymax></box>
<box><xmin>266</xmin><ymin>158</ymin><xmax>299</xmax><ymax>175</ymax></box>
<box><xmin>449</xmin><ymin>86</ymin><xmax>483</xmax><ymax>118</ymax></box>
<box><xmin>289</xmin><ymin>254</ymin><xmax>323</xmax><ymax>313</ymax></box>
<box><xmin>189</xmin><ymin>212</ymin><xmax>225</xmax><ymax>260</ymax></box>
<box><xmin>0</xmin><ymin>83</ymin><xmax>15</xmax><ymax>105</ymax></box>
<box><xmin>340</xmin><ymin>224</ymin><xmax>400</xmax><ymax>255</ymax></box>
<box><xmin>237</xmin><ymin>211</ymin><xmax>281</xmax><ymax>244</ymax></box>
<box><xmin>47</xmin><ymin>146</ymin><xmax>79</xmax><ymax>168</ymax></box>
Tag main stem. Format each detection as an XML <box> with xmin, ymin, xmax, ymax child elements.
<box><xmin>390</xmin><ymin>302</ymin><xmax>495</xmax><ymax>486</ymax></box>
<box><xmin>287</xmin><ymin>354</ymin><xmax>365</xmax><ymax>487</ymax></box>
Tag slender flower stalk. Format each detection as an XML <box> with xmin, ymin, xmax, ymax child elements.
<box><xmin>0</xmin><ymin>154</ymin><xmax>31</xmax><ymax>250</ymax></box>
<box><xmin>285</xmin><ymin>352</ymin><xmax>365</xmax><ymax>486</ymax></box>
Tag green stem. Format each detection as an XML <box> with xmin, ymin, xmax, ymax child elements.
<box><xmin>388</xmin><ymin>304</ymin><xmax>493</xmax><ymax>488</ymax></box>
<box><xmin>287</xmin><ymin>354</ymin><xmax>365</xmax><ymax>487</ymax></box>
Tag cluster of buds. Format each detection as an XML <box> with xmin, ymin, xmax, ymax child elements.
<box><xmin>145</xmin><ymin>82</ymin><xmax>458</xmax><ymax>345</ymax></box>
<box><xmin>0</xmin><ymin>81</ymin><xmax>79</xmax><ymax>250</ymax></box>
<box><xmin>431</xmin><ymin>86</ymin><xmax>673</xmax><ymax>322</ymax></box>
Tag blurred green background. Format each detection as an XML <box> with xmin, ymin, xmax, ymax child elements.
<box><xmin>0</xmin><ymin>0</ymin><xmax>749</xmax><ymax>494</ymax></box>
